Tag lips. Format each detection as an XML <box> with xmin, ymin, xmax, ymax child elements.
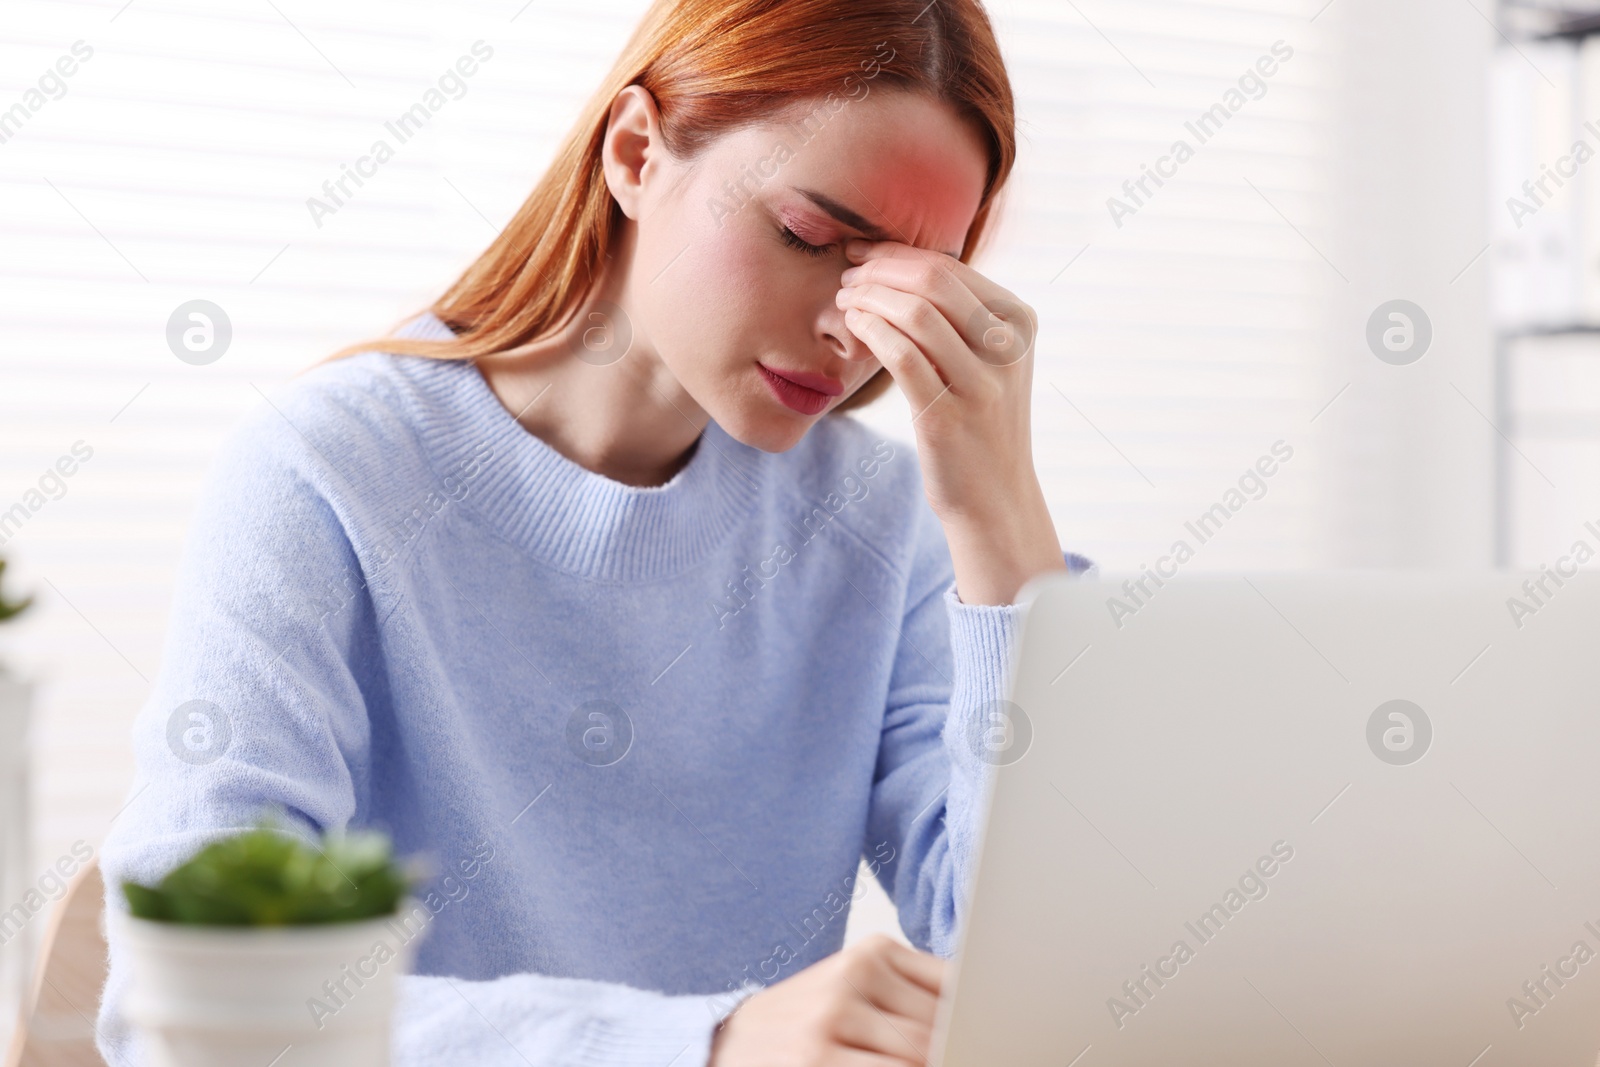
<box><xmin>758</xmin><ymin>364</ymin><xmax>839</xmax><ymax>416</ymax></box>
<box><xmin>760</xmin><ymin>365</ymin><xmax>843</xmax><ymax>396</ymax></box>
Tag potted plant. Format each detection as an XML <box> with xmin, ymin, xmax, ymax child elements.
<box><xmin>114</xmin><ymin>814</ymin><xmax>423</xmax><ymax>1067</ymax></box>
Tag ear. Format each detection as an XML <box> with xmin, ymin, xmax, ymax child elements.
<box><xmin>602</xmin><ymin>85</ymin><xmax>671</xmax><ymax>222</ymax></box>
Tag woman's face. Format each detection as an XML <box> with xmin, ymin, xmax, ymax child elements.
<box><xmin>608</xmin><ymin>87</ymin><xmax>991</xmax><ymax>453</ymax></box>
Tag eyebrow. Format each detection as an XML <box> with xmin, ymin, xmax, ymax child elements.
<box><xmin>795</xmin><ymin>187</ymin><xmax>961</xmax><ymax>259</ymax></box>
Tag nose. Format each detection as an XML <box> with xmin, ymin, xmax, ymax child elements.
<box><xmin>820</xmin><ymin>296</ymin><xmax>873</xmax><ymax>365</ymax></box>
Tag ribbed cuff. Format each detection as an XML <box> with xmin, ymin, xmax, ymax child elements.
<box><xmin>941</xmin><ymin>583</ymin><xmax>1024</xmax><ymax>779</ymax></box>
<box><xmin>941</xmin><ymin>551</ymin><xmax>1095</xmax><ymax>779</ymax></box>
<box><xmin>574</xmin><ymin>985</ymin><xmax>757</xmax><ymax>1067</ymax></box>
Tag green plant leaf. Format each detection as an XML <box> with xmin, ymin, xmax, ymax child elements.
<box><xmin>0</xmin><ymin>559</ymin><xmax>32</xmax><ymax>624</ymax></box>
<box><xmin>120</xmin><ymin>881</ymin><xmax>170</xmax><ymax>921</ymax></box>
<box><xmin>121</xmin><ymin>814</ymin><xmax>414</xmax><ymax>926</ymax></box>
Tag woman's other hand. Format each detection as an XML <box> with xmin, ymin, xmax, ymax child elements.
<box><xmin>709</xmin><ymin>933</ymin><xmax>948</xmax><ymax>1066</ymax></box>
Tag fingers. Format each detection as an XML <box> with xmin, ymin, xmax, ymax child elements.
<box><xmin>842</xmin><ymin>253</ymin><xmax>985</xmax><ymax>344</ymax></box>
<box><xmin>828</xmin><ymin>1048</ymin><xmax>927</xmax><ymax>1067</ymax></box>
<box><xmin>827</xmin><ymin>986</ymin><xmax>936</xmax><ymax>1063</ymax></box>
<box><xmin>839</xmin><ymin>246</ymin><xmax>1036</xmax><ymax>388</ymax></box>
<box><xmin>840</xmin><ymin>308</ymin><xmax>951</xmax><ymax>418</ymax></box>
<box><xmin>837</xmin><ymin>283</ymin><xmax>981</xmax><ymax>396</ymax></box>
<box><xmin>848</xmin><ymin>958</ymin><xmax>941</xmax><ymax>1026</ymax></box>
<box><xmin>827</xmin><ymin>937</ymin><xmax>947</xmax><ymax>1061</ymax></box>
<box><xmin>710</xmin><ymin>937</ymin><xmax>949</xmax><ymax>1067</ymax></box>
<box><xmin>875</xmin><ymin>937</ymin><xmax>948</xmax><ymax>997</ymax></box>
<box><xmin>845</xmin><ymin>238</ymin><xmax>1007</xmax><ymax>304</ymax></box>
<box><xmin>842</xmin><ymin>243</ymin><xmax>1010</xmax><ymax>347</ymax></box>
<box><xmin>842</xmin><ymin>938</ymin><xmax>946</xmax><ymax>1024</ymax></box>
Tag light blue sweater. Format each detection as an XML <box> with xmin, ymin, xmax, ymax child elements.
<box><xmin>95</xmin><ymin>311</ymin><xmax>1093</xmax><ymax>1066</ymax></box>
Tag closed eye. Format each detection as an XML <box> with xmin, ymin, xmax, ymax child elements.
<box><xmin>780</xmin><ymin>225</ymin><xmax>835</xmax><ymax>258</ymax></box>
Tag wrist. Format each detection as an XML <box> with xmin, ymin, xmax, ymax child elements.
<box><xmin>941</xmin><ymin>486</ymin><xmax>1065</xmax><ymax>606</ymax></box>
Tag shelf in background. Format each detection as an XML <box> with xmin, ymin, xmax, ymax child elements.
<box><xmin>1500</xmin><ymin>323</ymin><xmax>1600</xmax><ymax>338</ymax></box>
<box><xmin>1499</xmin><ymin>1</ymin><xmax>1600</xmax><ymax>40</ymax></box>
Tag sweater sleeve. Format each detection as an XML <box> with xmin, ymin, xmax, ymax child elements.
<box><xmin>93</xmin><ymin>408</ymin><xmax>753</xmax><ymax>1067</ymax></box>
<box><xmin>860</xmin><ymin>493</ymin><xmax>1095</xmax><ymax>958</ymax></box>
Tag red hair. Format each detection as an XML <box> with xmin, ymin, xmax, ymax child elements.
<box><xmin>323</xmin><ymin>0</ymin><xmax>1017</xmax><ymax>414</ymax></box>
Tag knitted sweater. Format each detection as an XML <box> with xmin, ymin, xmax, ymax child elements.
<box><xmin>95</xmin><ymin>311</ymin><xmax>1093</xmax><ymax>1065</ymax></box>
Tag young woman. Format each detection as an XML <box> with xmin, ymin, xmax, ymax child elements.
<box><xmin>97</xmin><ymin>0</ymin><xmax>1090</xmax><ymax>1063</ymax></box>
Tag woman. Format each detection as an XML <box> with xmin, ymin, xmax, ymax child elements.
<box><xmin>97</xmin><ymin>0</ymin><xmax>1091</xmax><ymax>1063</ymax></box>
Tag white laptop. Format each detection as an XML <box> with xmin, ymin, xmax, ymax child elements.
<box><xmin>932</xmin><ymin>570</ymin><xmax>1600</xmax><ymax>1067</ymax></box>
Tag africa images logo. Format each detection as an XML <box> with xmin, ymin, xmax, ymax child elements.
<box><xmin>1107</xmin><ymin>841</ymin><xmax>1296</xmax><ymax>1029</ymax></box>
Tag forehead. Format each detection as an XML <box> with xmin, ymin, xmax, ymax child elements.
<box><xmin>718</xmin><ymin>91</ymin><xmax>991</xmax><ymax>256</ymax></box>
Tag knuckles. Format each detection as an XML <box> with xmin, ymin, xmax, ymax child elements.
<box><xmin>908</xmin><ymin>259</ymin><xmax>948</xmax><ymax>291</ymax></box>
<box><xmin>903</xmin><ymin>296</ymin><xmax>941</xmax><ymax>333</ymax></box>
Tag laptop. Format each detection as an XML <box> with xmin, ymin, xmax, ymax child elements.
<box><xmin>931</xmin><ymin>570</ymin><xmax>1600</xmax><ymax>1067</ymax></box>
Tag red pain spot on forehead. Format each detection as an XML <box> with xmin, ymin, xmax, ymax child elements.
<box><xmin>859</xmin><ymin>171</ymin><xmax>977</xmax><ymax>253</ymax></box>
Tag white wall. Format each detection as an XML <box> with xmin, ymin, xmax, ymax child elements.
<box><xmin>1310</xmin><ymin>0</ymin><xmax>1496</xmax><ymax>568</ymax></box>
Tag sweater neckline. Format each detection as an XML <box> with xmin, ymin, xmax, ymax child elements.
<box><xmin>395</xmin><ymin>311</ymin><xmax>764</xmax><ymax>582</ymax></box>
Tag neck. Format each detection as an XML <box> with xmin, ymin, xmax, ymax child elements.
<box><xmin>474</xmin><ymin>237</ymin><xmax>706</xmax><ymax>489</ymax></box>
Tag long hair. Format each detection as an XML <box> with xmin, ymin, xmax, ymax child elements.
<box><xmin>322</xmin><ymin>0</ymin><xmax>1017</xmax><ymax>415</ymax></box>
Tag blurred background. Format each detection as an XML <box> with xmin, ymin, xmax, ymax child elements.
<box><xmin>0</xmin><ymin>0</ymin><xmax>1591</xmax><ymax>1044</ymax></box>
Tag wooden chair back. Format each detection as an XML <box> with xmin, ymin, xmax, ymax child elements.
<box><xmin>3</xmin><ymin>859</ymin><xmax>108</xmax><ymax>1067</ymax></box>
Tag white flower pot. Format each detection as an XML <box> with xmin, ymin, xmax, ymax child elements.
<box><xmin>0</xmin><ymin>674</ymin><xmax>32</xmax><ymax>1024</ymax></box>
<box><xmin>114</xmin><ymin>905</ymin><xmax>420</xmax><ymax>1067</ymax></box>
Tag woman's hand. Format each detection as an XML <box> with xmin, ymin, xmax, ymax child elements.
<box><xmin>836</xmin><ymin>238</ymin><xmax>1065</xmax><ymax>606</ymax></box>
<box><xmin>708</xmin><ymin>933</ymin><xmax>947</xmax><ymax>1066</ymax></box>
